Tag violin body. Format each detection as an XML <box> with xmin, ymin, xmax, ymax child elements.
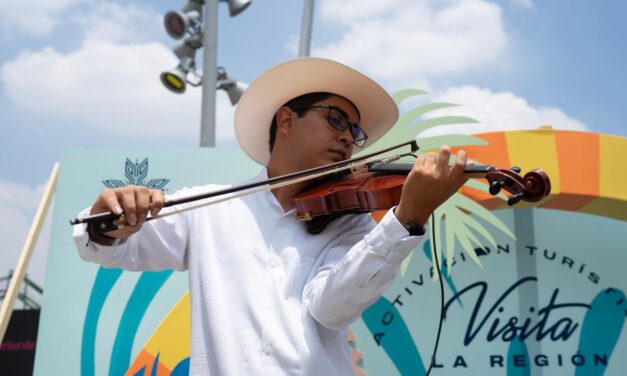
<box><xmin>293</xmin><ymin>162</ymin><xmax>551</xmax><ymax>234</ymax></box>
<box><xmin>294</xmin><ymin>172</ymin><xmax>406</xmax><ymax>221</ymax></box>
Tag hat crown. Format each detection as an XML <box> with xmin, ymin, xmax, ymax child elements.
<box><xmin>234</xmin><ymin>57</ymin><xmax>398</xmax><ymax>165</ymax></box>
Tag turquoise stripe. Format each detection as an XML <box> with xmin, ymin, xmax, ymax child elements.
<box><xmin>575</xmin><ymin>287</ymin><xmax>626</xmax><ymax>376</ymax></box>
<box><xmin>422</xmin><ymin>240</ymin><xmax>463</xmax><ymax>308</ymax></box>
<box><xmin>81</xmin><ymin>267</ymin><xmax>123</xmax><ymax>376</ymax></box>
<box><xmin>506</xmin><ymin>336</ymin><xmax>530</xmax><ymax>376</ymax></box>
<box><xmin>108</xmin><ymin>270</ymin><xmax>173</xmax><ymax>376</ymax></box>
<box><xmin>362</xmin><ymin>297</ymin><xmax>426</xmax><ymax>375</ymax></box>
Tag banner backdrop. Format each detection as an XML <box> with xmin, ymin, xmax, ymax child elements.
<box><xmin>350</xmin><ymin>208</ymin><xmax>627</xmax><ymax>375</ymax></box>
<box><xmin>33</xmin><ymin>148</ymin><xmax>259</xmax><ymax>375</ymax></box>
<box><xmin>34</xmin><ymin>130</ymin><xmax>627</xmax><ymax>375</ymax></box>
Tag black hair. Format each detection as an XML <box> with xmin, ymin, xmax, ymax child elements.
<box><xmin>268</xmin><ymin>92</ymin><xmax>334</xmax><ymax>152</ymax></box>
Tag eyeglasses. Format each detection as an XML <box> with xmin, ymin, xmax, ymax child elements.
<box><xmin>292</xmin><ymin>105</ymin><xmax>368</xmax><ymax>147</ymax></box>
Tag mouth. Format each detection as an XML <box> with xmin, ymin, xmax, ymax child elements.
<box><xmin>330</xmin><ymin>149</ymin><xmax>347</xmax><ymax>161</ymax></box>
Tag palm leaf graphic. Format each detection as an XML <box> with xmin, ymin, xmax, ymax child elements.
<box><xmin>360</xmin><ymin>89</ymin><xmax>516</xmax><ymax>275</ymax></box>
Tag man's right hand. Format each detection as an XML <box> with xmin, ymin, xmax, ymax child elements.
<box><xmin>89</xmin><ymin>185</ymin><xmax>165</xmax><ymax>242</ymax></box>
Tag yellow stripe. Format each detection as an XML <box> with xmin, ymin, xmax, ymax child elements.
<box><xmin>142</xmin><ymin>292</ymin><xmax>191</xmax><ymax>368</ymax></box>
<box><xmin>505</xmin><ymin>129</ymin><xmax>560</xmax><ymax>206</ymax></box>
<box><xmin>598</xmin><ymin>134</ymin><xmax>627</xmax><ymax>201</ymax></box>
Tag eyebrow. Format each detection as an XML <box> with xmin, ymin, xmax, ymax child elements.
<box><xmin>327</xmin><ymin>105</ymin><xmax>360</xmax><ymax>124</ymax></box>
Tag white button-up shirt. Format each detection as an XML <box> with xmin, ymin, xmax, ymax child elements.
<box><xmin>74</xmin><ymin>169</ymin><xmax>422</xmax><ymax>375</ymax></box>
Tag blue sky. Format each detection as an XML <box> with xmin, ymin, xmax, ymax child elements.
<box><xmin>1</xmin><ymin>0</ymin><xmax>625</xmax><ymax>286</ymax></box>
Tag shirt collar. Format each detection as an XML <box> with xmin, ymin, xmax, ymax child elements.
<box><xmin>252</xmin><ymin>168</ymin><xmax>295</xmax><ymax>215</ymax></box>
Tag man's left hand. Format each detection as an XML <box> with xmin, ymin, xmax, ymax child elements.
<box><xmin>394</xmin><ymin>145</ymin><xmax>470</xmax><ymax>226</ymax></box>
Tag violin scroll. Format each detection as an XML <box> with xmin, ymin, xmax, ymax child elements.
<box><xmin>484</xmin><ymin>167</ymin><xmax>551</xmax><ymax>206</ymax></box>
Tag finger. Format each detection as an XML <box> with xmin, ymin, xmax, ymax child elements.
<box><xmin>124</xmin><ymin>223</ymin><xmax>141</xmax><ymax>232</ymax></box>
<box><xmin>450</xmin><ymin>150</ymin><xmax>468</xmax><ymax>178</ymax></box>
<box><xmin>102</xmin><ymin>190</ymin><xmax>123</xmax><ymax>215</ymax></box>
<box><xmin>118</xmin><ymin>189</ymin><xmax>138</xmax><ymax>225</ymax></box>
<box><xmin>415</xmin><ymin>154</ymin><xmax>426</xmax><ymax>168</ymax></box>
<box><xmin>436</xmin><ymin>145</ymin><xmax>452</xmax><ymax>172</ymax></box>
<box><xmin>425</xmin><ymin>152</ymin><xmax>437</xmax><ymax>168</ymax></box>
<box><xmin>136</xmin><ymin>187</ymin><xmax>150</xmax><ymax>224</ymax></box>
<box><xmin>150</xmin><ymin>189</ymin><xmax>165</xmax><ymax>217</ymax></box>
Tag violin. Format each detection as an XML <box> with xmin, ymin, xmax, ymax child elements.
<box><xmin>293</xmin><ymin>162</ymin><xmax>551</xmax><ymax>234</ymax></box>
<box><xmin>71</xmin><ymin>140</ymin><xmax>551</xmax><ymax>235</ymax></box>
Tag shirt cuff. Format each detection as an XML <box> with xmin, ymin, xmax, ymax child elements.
<box><xmin>363</xmin><ymin>207</ymin><xmax>424</xmax><ymax>261</ymax></box>
<box><xmin>73</xmin><ymin>208</ymin><xmax>127</xmax><ymax>263</ymax></box>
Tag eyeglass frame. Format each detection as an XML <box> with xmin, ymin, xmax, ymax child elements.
<box><xmin>290</xmin><ymin>104</ymin><xmax>368</xmax><ymax>147</ymax></box>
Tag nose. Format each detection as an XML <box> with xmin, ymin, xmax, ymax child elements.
<box><xmin>337</xmin><ymin>125</ymin><xmax>354</xmax><ymax>147</ymax></box>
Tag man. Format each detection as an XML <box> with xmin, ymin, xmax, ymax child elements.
<box><xmin>74</xmin><ymin>57</ymin><xmax>468</xmax><ymax>375</ymax></box>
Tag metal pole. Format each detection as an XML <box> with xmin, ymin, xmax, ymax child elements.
<box><xmin>298</xmin><ymin>0</ymin><xmax>315</xmax><ymax>57</ymax></box>
<box><xmin>200</xmin><ymin>0</ymin><xmax>219</xmax><ymax>147</ymax></box>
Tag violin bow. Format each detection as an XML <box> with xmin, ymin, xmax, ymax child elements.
<box><xmin>70</xmin><ymin>140</ymin><xmax>420</xmax><ymax>233</ymax></box>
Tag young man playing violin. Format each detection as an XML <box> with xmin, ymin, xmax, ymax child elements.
<box><xmin>73</xmin><ymin>57</ymin><xmax>469</xmax><ymax>375</ymax></box>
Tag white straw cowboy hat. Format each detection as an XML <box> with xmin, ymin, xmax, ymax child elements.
<box><xmin>234</xmin><ymin>57</ymin><xmax>399</xmax><ymax>165</ymax></box>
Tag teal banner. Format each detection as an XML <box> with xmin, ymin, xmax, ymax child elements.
<box><xmin>350</xmin><ymin>209</ymin><xmax>627</xmax><ymax>375</ymax></box>
<box><xmin>34</xmin><ymin>148</ymin><xmax>258</xmax><ymax>375</ymax></box>
<box><xmin>33</xmin><ymin>147</ymin><xmax>627</xmax><ymax>376</ymax></box>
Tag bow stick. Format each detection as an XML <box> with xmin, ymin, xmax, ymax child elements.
<box><xmin>69</xmin><ymin>140</ymin><xmax>419</xmax><ymax>234</ymax></box>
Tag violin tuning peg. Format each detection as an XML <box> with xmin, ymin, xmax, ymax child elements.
<box><xmin>507</xmin><ymin>193</ymin><xmax>525</xmax><ymax>206</ymax></box>
<box><xmin>510</xmin><ymin>166</ymin><xmax>522</xmax><ymax>173</ymax></box>
<box><xmin>489</xmin><ymin>180</ymin><xmax>503</xmax><ymax>195</ymax></box>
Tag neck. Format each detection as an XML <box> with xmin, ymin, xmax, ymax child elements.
<box><xmin>266</xmin><ymin>157</ymin><xmax>310</xmax><ymax>212</ymax></box>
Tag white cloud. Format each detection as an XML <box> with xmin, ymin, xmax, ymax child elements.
<box><xmin>418</xmin><ymin>85</ymin><xmax>587</xmax><ymax>136</ymax></box>
<box><xmin>79</xmin><ymin>1</ymin><xmax>162</xmax><ymax>44</ymax></box>
<box><xmin>1</xmin><ymin>0</ymin><xmax>239</xmax><ymax>145</ymax></box>
<box><xmin>0</xmin><ymin>181</ymin><xmax>51</xmax><ymax>289</ymax></box>
<box><xmin>0</xmin><ymin>181</ymin><xmax>44</xmax><ymax>210</ymax></box>
<box><xmin>1</xmin><ymin>40</ymin><xmax>238</xmax><ymax>144</ymax></box>
<box><xmin>2</xmin><ymin>41</ymin><xmax>190</xmax><ymax>136</ymax></box>
<box><xmin>315</xmin><ymin>0</ymin><xmax>507</xmax><ymax>86</ymax></box>
<box><xmin>0</xmin><ymin>0</ymin><xmax>83</xmax><ymax>37</ymax></box>
<box><xmin>0</xmin><ymin>0</ymin><xmax>163</xmax><ymax>40</ymax></box>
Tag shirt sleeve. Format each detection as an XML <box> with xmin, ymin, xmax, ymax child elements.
<box><xmin>72</xmin><ymin>189</ymin><xmax>197</xmax><ymax>272</ymax></box>
<box><xmin>302</xmin><ymin>208</ymin><xmax>423</xmax><ymax>330</ymax></box>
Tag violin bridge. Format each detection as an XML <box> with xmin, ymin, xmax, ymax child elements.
<box><xmin>349</xmin><ymin>163</ymin><xmax>369</xmax><ymax>175</ymax></box>
<box><xmin>294</xmin><ymin>212</ymin><xmax>313</xmax><ymax>221</ymax></box>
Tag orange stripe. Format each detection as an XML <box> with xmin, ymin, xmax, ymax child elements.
<box><xmin>579</xmin><ymin>134</ymin><xmax>627</xmax><ymax>220</ymax></box>
<box><xmin>453</xmin><ymin>131</ymin><xmax>512</xmax><ymax>168</ymax></box>
<box><xmin>126</xmin><ymin>349</ymin><xmax>171</xmax><ymax>376</ymax></box>
<box><xmin>541</xmin><ymin>131</ymin><xmax>599</xmax><ymax>211</ymax></box>
<box><xmin>454</xmin><ymin>132</ymin><xmax>511</xmax><ymax>209</ymax></box>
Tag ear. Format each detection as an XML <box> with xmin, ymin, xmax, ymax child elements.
<box><xmin>275</xmin><ymin>106</ymin><xmax>294</xmax><ymax>136</ymax></box>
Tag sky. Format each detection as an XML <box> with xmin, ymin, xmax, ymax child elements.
<box><xmin>1</xmin><ymin>0</ymin><xmax>625</xmax><ymax>291</ymax></box>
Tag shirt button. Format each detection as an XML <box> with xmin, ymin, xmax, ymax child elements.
<box><xmin>263</xmin><ymin>345</ymin><xmax>273</xmax><ymax>355</ymax></box>
<box><xmin>269</xmin><ymin>260</ymin><xmax>278</xmax><ymax>268</ymax></box>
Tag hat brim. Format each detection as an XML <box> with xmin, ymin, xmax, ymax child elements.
<box><xmin>234</xmin><ymin>57</ymin><xmax>398</xmax><ymax>165</ymax></box>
